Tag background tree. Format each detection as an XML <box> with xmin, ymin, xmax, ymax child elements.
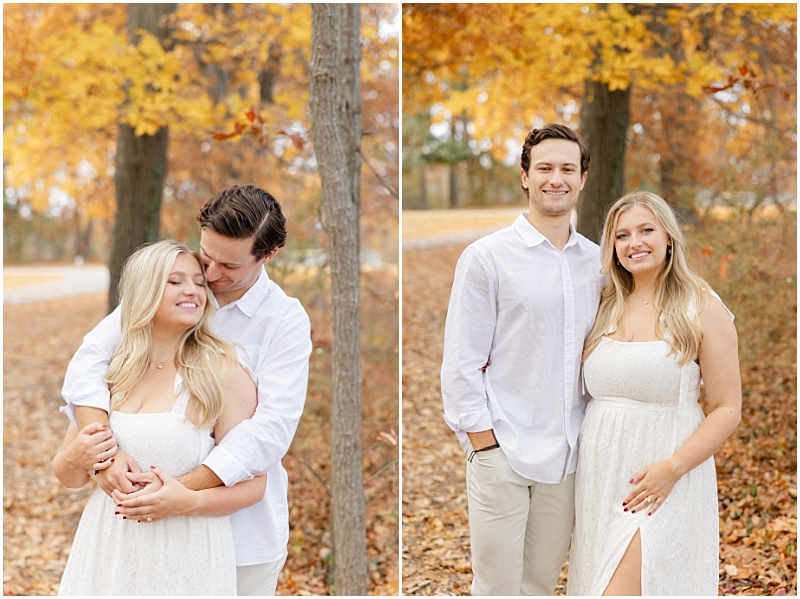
<box><xmin>108</xmin><ymin>3</ymin><xmax>176</xmax><ymax>311</ymax></box>
<box><xmin>309</xmin><ymin>3</ymin><xmax>368</xmax><ymax>594</ymax></box>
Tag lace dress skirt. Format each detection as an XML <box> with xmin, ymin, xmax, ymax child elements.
<box><xmin>58</xmin><ymin>379</ymin><xmax>236</xmax><ymax>596</ymax></box>
<box><xmin>567</xmin><ymin>337</ymin><xmax>718</xmax><ymax>596</ymax></box>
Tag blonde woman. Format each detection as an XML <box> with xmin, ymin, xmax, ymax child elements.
<box><xmin>567</xmin><ymin>192</ymin><xmax>741</xmax><ymax>595</ymax></box>
<box><xmin>54</xmin><ymin>240</ymin><xmax>263</xmax><ymax>595</ymax></box>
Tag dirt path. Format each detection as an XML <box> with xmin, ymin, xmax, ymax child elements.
<box><xmin>4</xmin><ymin>266</ymin><xmax>109</xmax><ymax>305</ymax></box>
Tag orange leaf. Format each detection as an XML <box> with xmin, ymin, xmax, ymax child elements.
<box><xmin>211</xmin><ymin>131</ymin><xmax>239</xmax><ymax>141</ymax></box>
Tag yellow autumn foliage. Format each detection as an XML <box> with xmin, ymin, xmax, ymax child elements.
<box><xmin>403</xmin><ymin>3</ymin><xmax>795</xmax><ymax>148</ymax></box>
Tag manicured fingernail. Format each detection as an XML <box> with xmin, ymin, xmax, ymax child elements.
<box><xmin>631</xmin><ymin>510</ymin><xmax>636</xmax><ymax>513</ymax></box>
<box><xmin>150</xmin><ymin>465</ymin><xmax>156</xmax><ymax>469</ymax></box>
<box><xmin>648</xmin><ymin>513</ymin><xmax>652</xmax><ymax>516</ymax></box>
<box><xmin>110</xmin><ymin>459</ymin><xmax>115</xmax><ymax>463</ymax></box>
<box><xmin>622</xmin><ymin>502</ymin><xmax>627</xmax><ymax>506</ymax></box>
<box><xmin>629</xmin><ymin>479</ymin><xmax>634</xmax><ymax>483</ymax></box>
<box><xmin>624</xmin><ymin>508</ymin><xmax>628</xmax><ymax>512</ymax></box>
<box><xmin>114</xmin><ymin>511</ymin><xmax>119</xmax><ymax>515</ymax></box>
<box><xmin>122</xmin><ymin>516</ymin><xmax>127</xmax><ymax>519</ymax></box>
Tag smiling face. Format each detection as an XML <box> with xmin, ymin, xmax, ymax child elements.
<box><xmin>520</xmin><ymin>138</ymin><xmax>587</xmax><ymax>220</ymax></box>
<box><xmin>613</xmin><ymin>204</ymin><xmax>671</xmax><ymax>278</ymax></box>
<box><xmin>199</xmin><ymin>227</ymin><xmax>273</xmax><ymax>306</ymax></box>
<box><xmin>152</xmin><ymin>252</ymin><xmax>207</xmax><ymax>331</ymax></box>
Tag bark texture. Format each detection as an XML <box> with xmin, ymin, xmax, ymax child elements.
<box><xmin>309</xmin><ymin>4</ymin><xmax>368</xmax><ymax>595</ymax></box>
<box><xmin>577</xmin><ymin>80</ymin><xmax>631</xmax><ymax>243</ymax></box>
<box><xmin>107</xmin><ymin>3</ymin><xmax>176</xmax><ymax>312</ymax></box>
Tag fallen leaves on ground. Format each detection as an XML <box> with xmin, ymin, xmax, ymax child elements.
<box><xmin>401</xmin><ymin>212</ymin><xmax>796</xmax><ymax>595</ymax></box>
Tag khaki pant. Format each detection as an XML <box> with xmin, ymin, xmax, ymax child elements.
<box><xmin>466</xmin><ymin>448</ymin><xmax>575</xmax><ymax>596</ymax></box>
<box><xmin>236</xmin><ymin>552</ymin><xmax>287</xmax><ymax>596</ymax></box>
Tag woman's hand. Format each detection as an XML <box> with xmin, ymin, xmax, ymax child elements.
<box><xmin>622</xmin><ymin>459</ymin><xmax>681</xmax><ymax>516</ymax></box>
<box><xmin>63</xmin><ymin>422</ymin><xmax>118</xmax><ymax>471</ymax></box>
<box><xmin>113</xmin><ymin>466</ymin><xmax>198</xmax><ymax>522</ymax></box>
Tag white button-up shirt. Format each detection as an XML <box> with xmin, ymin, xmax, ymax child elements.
<box><xmin>441</xmin><ymin>214</ymin><xmax>603</xmax><ymax>483</ymax></box>
<box><xmin>61</xmin><ymin>269</ymin><xmax>311</xmax><ymax>566</ymax></box>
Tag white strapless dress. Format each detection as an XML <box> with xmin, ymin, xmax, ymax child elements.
<box><xmin>58</xmin><ymin>375</ymin><xmax>236</xmax><ymax>595</ymax></box>
<box><xmin>567</xmin><ymin>336</ymin><xmax>718</xmax><ymax>595</ymax></box>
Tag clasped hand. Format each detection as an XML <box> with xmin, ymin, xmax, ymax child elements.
<box><xmin>65</xmin><ymin>423</ymin><xmax>118</xmax><ymax>471</ymax></box>
<box><xmin>622</xmin><ymin>459</ymin><xmax>680</xmax><ymax>516</ymax></box>
<box><xmin>111</xmin><ymin>466</ymin><xmax>198</xmax><ymax>523</ymax></box>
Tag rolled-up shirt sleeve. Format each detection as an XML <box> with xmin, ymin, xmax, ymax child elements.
<box><xmin>60</xmin><ymin>307</ymin><xmax>122</xmax><ymax>427</ymax></box>
<box><xmin>441</xmin><ymin>245</ymin><xmax>497</xmax><ymax>434</ymax></box>
<box><xmin>203</xmin><ymin>301</ymin><xmax>312</xmax><ymax>486</ymax></box>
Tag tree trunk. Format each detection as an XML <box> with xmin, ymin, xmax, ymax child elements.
<box><xmin>309</xmin><ymin>4</ymin><xmax>368</xmax><ymax>595</ymax></box>
<box><xmin>107</xmin><ymin>3</ymin><xmax>176</xmax><ymax>312</ymax></box>
<box><xmin>577</xmin><ymin>80</ymin><xmax>631</xmax><ymax>243</ymax></box>
<box><xmin>658</xmin><ymin>90</ymin><xmax>701</xmax><ymax>226</ymax></box>
<box><xmin>419</xmin><ymin>165</ymin><xmax>428</xmax><ymax>209</ymax></box>
<box><xmin>448</xmin><ymin>164</ymin><xmax>458</xmax><ymax>208</ymax></box>
<box><xmin>259</xmin><ymin>42</ymin><xmax>282</xmax><ymax>104</ymax></box>
<box><xmin>639</xmin><ymin>4</ymin><xmax>700</xmax><ymax>225</ymax></box>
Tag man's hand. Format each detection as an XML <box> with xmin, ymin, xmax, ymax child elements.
<box><xmin>63</xmin><ymin>423</ymin><xmax>118</xmax><ymax>471</ymax></box>
<box><xmin>113</xmin><ymin>466</ymin><xmax>198</xmax><ymax>522</ymax></box>
<box><xmin>95</xmin><ymin>449</ymin><xmax>141</xmax><ymax>496</ymax></box>
<box><xmin>467</xmin><ymin>429</ymin><xmax>498</xmax><ymax>451</ymax></box>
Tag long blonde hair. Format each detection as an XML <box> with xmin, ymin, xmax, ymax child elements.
<box><xmin>583</xmin><ymin>191</ymin><xmax>710</xmax><ymax>365</ymax></box>
<box><xmin>106</xmin><ymin>240</ymin><xmax>238</xmax><ymax>428</ymax></box>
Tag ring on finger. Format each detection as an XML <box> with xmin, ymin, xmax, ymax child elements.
<box><xmin>147</xmin><ymin>514</ymin><xmax>152</xmax><ymax>522</ymax></box>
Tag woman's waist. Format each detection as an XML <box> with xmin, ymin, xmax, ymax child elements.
<box><xmin>587</xmin><ymin>395</ymin><xmax>699</xmax><ymax>412</ymax></box>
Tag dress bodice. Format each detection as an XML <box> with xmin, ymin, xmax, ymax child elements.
<box><xmin>584</xmin><ymin>336</ymin><xmax>700</xmax><ymax>409</ymax></box>
<box><xmin>108</xmin><ymin>373</ymin><xmax>215</xmax><ymax>477</ymax></box>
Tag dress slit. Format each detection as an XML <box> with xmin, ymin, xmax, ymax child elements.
<box><xmin>597</xmin><ymin>526</ymin><xmax>643</xmax><ymax>596</ymax></box>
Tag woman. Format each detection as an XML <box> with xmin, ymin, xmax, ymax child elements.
<box><xmin>53</xmin><ymin>240</ymin><xmax>263</xmax><ymax>595</ymax></box>
<box><xmin>567</xmin><ymin>192</ymin><xmax>741</xmax><ymax>595</ymax></box>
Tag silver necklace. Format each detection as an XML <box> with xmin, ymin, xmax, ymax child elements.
<box><xmin>631</xmin><ymin>290</ymin><xmax>654</xmax><ymax>305</ymax></box>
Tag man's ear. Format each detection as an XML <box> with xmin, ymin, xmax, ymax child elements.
<box><xmin>262</xmin><ymin>249</ymin><xmax>278</xmax><ymax>264</ymax></box>
<box><xmin>520</xmin><ymin>168</ymin><xmax>529</xmax><ymax>190</ymax></box>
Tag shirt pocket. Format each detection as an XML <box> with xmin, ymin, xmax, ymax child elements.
<box><xmin>578</xmin><ymin>282</ymin><xmax>604</xmax><ymax>332</ymax></box>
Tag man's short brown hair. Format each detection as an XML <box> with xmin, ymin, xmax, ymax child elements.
<box><xmin>520</xmin><ymin>124</ymin><xmax>590</xmax><ymax>188</ymax></box>
<box><xmin>197</xmin><ymin>184</ymin><xmax>286</xmax><ymax>259</ymax></box>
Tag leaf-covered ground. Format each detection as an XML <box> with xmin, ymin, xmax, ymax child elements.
<box><xmin>3</xmin><ymin>268</ymin><xmax>398</xmax><ymax>596</ymax></box>
<box><xmin>401</xmin><ymin>211</ymin><xmax>796</xmax><ymax>595</ymax></box>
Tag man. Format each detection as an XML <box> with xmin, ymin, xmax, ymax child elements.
<box><xmin>61</xmin><ymin>184</ymin><xmax>312</xmax><ymax>596</ymax></box>
<box><xmin>440</xmin><ymin>124</ymin><xmax>604</xmax><ymax>595</ymax></box>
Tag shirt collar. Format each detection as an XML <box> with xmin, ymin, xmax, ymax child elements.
<box><xmin>514</xmin><ymin>213</ymin><xmax>587</xmax><ymax>253</ymax></box>
<box><xmin>211</xmin><ymin>268</ymin><xmax>271</xmax><ymax>317</ymax></box>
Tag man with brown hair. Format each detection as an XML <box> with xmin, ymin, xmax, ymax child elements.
<box><xmin>61</xmin><ymin>184</ymin><xmax>312</xmax><ymax>595</ymax></box>
<box><xmin>441</xmin><ymin>124</ymin><xmax>604</xmax><ymax>595</ymax></box>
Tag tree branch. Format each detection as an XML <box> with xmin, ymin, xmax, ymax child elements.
<box><xmin>358</xmin><ymin>149</ymin><xmax>399</xmax><ymax>200</ymax></box>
